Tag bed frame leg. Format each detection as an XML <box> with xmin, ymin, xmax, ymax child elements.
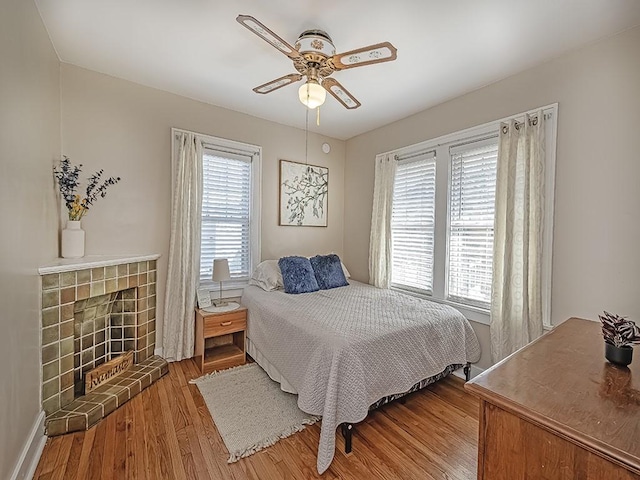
<box><xmin>464</xmin><ymin>362</ymin><xmax>471</xmax><ymax>381</ymax></box>
<box><xmin>341</xmin><ymin>423</ymin><xmax>353</xmax><ymax>454</ymax></box>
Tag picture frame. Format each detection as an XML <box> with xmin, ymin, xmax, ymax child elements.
<box><xmin>196</xmin><ymin>288</ymin><xmax>212</xmax><ymax>309</ymax></box>
<box><xmin>279</xmin><ymin>159</ymin><xmax>328</xmax><ymax>227</ymax></box>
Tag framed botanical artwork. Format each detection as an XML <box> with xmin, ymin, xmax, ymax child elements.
<box><xmin>279</xmin><ymin>159</ymin><xmax>328</xmax><ymax>227</ymax></box>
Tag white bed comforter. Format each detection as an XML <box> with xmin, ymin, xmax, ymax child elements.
<box><xmin>240</xmin><ymin>281</ymin><xmax>481</xmax><ymax>473</ymax></box>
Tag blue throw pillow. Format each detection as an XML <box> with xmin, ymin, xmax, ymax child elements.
<box><xmin>310</xmin><ymin>254</ymin><xmax>349</xmax><ymax>290</ymax></box>
<box><xmin>278</xmin><ymin>256</ymin><xmax>320</xmax><ymax>294</ymax></box>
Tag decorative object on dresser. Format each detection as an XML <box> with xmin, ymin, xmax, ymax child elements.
<box><xmin>194</xmin><ymin>306</ymin><xmax>247</xmax><ymax>374</ymax></box>
<box><xmin>53</xmin><ymin>156</ymin><xmax>121</xmax><ymax>258</ymax></box>
<box><xmin>599</xmin><ymin>311</ymin><xmax>640</xmax><ymax>366</ymax></box>
<box><xmin>279</xmin><ymin>159</ymin><xmax>328</xmax><ymax>227</ymax></box>
<box><xmin>466</xmin><ymin>318</ymin><xmax>640</xmax><ymax>480</ymax></box>
<box><xmin>190</xmin><ymin>363</ymin><xmax>319</xmax><ymax>463</ymax></box>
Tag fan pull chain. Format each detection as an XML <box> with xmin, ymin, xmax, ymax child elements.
<box><xmin>316</xmin><ymin>107</ymin><xmax>321</xmax><ymax>126</ymax></box>
<box><xmin>305</xmin><ymin>105</ymin><xmax>309</xmax><ymax>165</ymax></box>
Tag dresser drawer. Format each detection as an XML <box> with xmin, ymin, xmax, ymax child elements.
<box><xmin>203</xmin><ymin>310</ymin><xmax>247</xmax><ymax>337</ymax></box>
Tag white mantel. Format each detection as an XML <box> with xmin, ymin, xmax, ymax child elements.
<box><xmin>38</xmin><ymin>254</ymin><xmax>161</xmax><ymax>275</ymax></box>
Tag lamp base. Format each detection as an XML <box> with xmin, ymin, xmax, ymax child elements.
<box><xmin>201</xmin><ymin>301</ymin><xmax>240</xmax><ymax>313</ymax></box>
<box><xmin>213</xmin><ymin>299</ymin><xmax>229</xmax><ymax>307</ymax></box>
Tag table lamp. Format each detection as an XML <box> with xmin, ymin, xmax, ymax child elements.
<box><xmin>212</xmin><ymin>258</ymin><xmax>230</xmax><ymax>307</ymax></box>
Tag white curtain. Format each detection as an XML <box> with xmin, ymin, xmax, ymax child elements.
<box><xmin>490</xmin><ymin>112</ymin><xmax>546</xmax><ymax>363</ymax></box>
<box><xmin>369</xmin><ymin>154</ymin><xmax>397</xmax><ymax>288</ymax></box>
<box><xmin>163</xmin><ymin>132</ymin><xmax>203</xmax><ymax>362</ymax></box>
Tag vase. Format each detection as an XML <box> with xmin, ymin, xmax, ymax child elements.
<box><xmin>61</xmin><ymin>220</ymin><xmax>85</xmax><ymax>258</ymax></box>
<box><xmin>605</xmin><ymin>342</ymin><xmax>633</xmax><ymax>366</ymax></box>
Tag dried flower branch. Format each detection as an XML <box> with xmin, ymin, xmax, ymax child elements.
<box><xmin>599</xmin><ymin>311</ymin><xmax>640</xmax><ymax>348</ymax></box>
<box><xmin>53</xmin><ymin>156</ymin><xmax>121</xmax><ymax>221</ymax></box>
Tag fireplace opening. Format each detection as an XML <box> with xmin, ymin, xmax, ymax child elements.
<box><xmin>73</xmin><ymin>288</ymin><xmax>137</xmax><ymax>397</ymax></box>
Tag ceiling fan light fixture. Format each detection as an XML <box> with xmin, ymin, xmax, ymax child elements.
<box><xmin>237</xmin><ymin>15</ymin><xmax>397</xmax><ymax>110</ymax></box>
<box><xmin>298</xmin><ymin>80</ymin><xmax>326</xmax><ymax>109</ymax></box>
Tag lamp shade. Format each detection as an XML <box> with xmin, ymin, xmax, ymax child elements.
<box><xmin>212</xmin><ymin>259</ymin><xmax>231</xmax><ymax>282</ymax></box>
<box><xmin>298</xmin><ymin>81</ymin><xmax>326</xmax><ymax>109</ymax></box>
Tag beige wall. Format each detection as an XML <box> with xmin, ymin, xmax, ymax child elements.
<box><xmin>3</xmin><ymin>12</ymin><xmax>637</xmax><ymax>475</ymax></box>
<box><xmin>0</xmin><ymin>0</ymin><xmax>61</xmax><ymax>477</ymax></box>
<box><xmin>344</xmin><ymin>26</ymin><xmax>640</xmax><ymax>369</ymax></box>
<box><xmin>60</xmin><ymin>64</ymin><xmax>346</xmax><ymax>348</ymax></box>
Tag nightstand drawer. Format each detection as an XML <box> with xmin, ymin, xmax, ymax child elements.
<box><xmin>203</xmin><ymin>310</ymin><xmax>246</xmax><ymax>337</ymax></box>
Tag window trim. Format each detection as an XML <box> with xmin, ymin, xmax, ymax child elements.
<box><xmin>382</xmin><ymin>103</ymin><xmax>558</xmax><ymax>327</ymax></box>
<box><xmin>171</xmin><ymin>128</ymin><xmax>262</xmax><ymax>295</ymax></box>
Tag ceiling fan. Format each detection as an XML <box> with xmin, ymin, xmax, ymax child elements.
<box><xmin>236</xmin><ymin>15</ymin><xmax>397</xmax><ymax>110</ymax></box>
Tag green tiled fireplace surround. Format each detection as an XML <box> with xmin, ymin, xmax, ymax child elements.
<box><xmin>39</xmin><ymin>256</ymin><xmax>167</xmax><ymax>436</ymax></box>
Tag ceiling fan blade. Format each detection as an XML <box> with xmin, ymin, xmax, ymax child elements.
<box><xmin>237</xmin><ymin>15</ymin><xmax>301</xmax><ymax>60</ymax></box>
<box><xmin>322</xmin><ymin>78</ymin><xmax>361</xmax><ymax>109</ymax></box>
<box><xmin>253</xmin><ymin>74</ymin><xmax>303</xmax><ymax>94</ymax></box>
<box><xmin>331</xmin><ymin>42</ymin><xmax>397</xmax><ymax>70</ymax></box>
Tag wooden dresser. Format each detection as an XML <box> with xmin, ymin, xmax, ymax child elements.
<box><xmin>465</xmin><ymin>318</ymin><xmax>640</xmax><ymax>480</ymax></box>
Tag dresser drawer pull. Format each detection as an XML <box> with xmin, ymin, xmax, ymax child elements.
<box><xmin>220</xmin><ymin>321</ymin><xmax>232</xmax><ymax>326</ymax></box>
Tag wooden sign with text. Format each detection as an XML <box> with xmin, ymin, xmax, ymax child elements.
<box><xmin>85</xmin><ymin>350</ymin><xmax>134</xmax><ymax>393</ymax></box>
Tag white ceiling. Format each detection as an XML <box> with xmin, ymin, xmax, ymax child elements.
<box><xmin>36</xmin><ymin>0</ymin><xmax>640</xmax><ymax>140</ymax></box>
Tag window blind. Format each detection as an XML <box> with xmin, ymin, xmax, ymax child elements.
<box><xmin>447</xmin><ymin>138</ymin><xmax>498</xmax><ymax>307</ymax></box>
<box><xmin>391</xmin><ymin>151</ymin><xmax>436</xmax><ymax>293</ymax></box>
<box><xmin>200</xmin><ymin>149</ymin><xmax>252</xmax><ymax>284</ymax></box>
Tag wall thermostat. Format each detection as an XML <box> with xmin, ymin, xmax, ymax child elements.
<box><xmin>322</xmin><ymin>142</ymin><xmax>331</xmax><ymax>154</ymax></box>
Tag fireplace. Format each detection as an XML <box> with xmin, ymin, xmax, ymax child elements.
<box><xmin>39</xmin><ymin>255</ymin><xmax>168</xmax><ymax>436</ymax></box>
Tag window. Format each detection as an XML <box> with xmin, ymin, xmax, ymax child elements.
<box><xmin>200</xmin><ymin>149</ymin><xmax>252</xmax><ymax>284</ymax></box>
<box><xmin>172</xmin><ymin>130</ymin><xmax>261</xmax><ymax>289</ymax></box>
<box><xmin>386</xmin><ymin>104</ymin><xmax>557</xmax><ymax>325</ymax></box>
<box><xmin>447</xmin><ymin>140</ymin><xmax>498</xmax><ymax>307</ymax></box>
<box><xmin>391</xmin><ymin>152</ymin><xmax>436</xmax><ymax>292</ymax></box>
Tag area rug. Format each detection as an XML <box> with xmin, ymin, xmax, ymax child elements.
<box><xmin>190</xmin><ymin>362</ymin><xmax>319</xmax><ymax>463</ymax></box>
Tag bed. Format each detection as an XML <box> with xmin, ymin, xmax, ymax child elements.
<box><xmin>240</xmin><ymin>280</ymin><xmax>481</xmax><ymax>474</ymax></box>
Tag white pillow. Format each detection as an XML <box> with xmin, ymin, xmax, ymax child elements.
<box><xmin>249</xmin><ymin>260</ymin><xmax>284</xmax><ymax>291</ymax></box>
<box><xmin>341</xmin><ymin>262</ymin><xmax>351</xmax><ymax>279</ymax></box>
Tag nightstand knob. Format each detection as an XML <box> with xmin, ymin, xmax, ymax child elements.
<box><xmin>220</xmin><ymin>321</ymin><xmax>232</xmax><ymax>326</ymax></box>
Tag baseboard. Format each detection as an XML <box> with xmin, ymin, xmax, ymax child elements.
<box><xmin>154</xmin><ymin>347</ymin><xmax>163</xmax><ymax>357</ymax></box>
<box><xmin>10</xmin><ymin>410</ymin><xmax>47</xmax><ymax>480</ymax></box>
<box><xmin>452</xmin><ymin>364</ymin><xmax>485</xmax><ymax>381</ymax></box>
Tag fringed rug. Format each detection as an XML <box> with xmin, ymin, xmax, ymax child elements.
<box><xmin>190</xmin><ymin>362</ymin><xmax>319</xmax><ymax>463</ymax></box>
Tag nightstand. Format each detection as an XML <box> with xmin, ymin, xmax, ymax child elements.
<box><xmin>194</xmin><ymin>306</ymin><xmax>247</xmax><ymax>374</ymax></box>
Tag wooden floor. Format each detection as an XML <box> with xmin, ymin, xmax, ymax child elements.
<box><xmin>34</xmin><ymin>359</ymin><xmax>479</xmax><ymax>479</ymax></box>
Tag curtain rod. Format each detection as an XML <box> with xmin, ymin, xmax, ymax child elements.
<box><xmin>395</xmin><ymin>132</ymin><xmax>499</xmax><ymax>161</ymax></box>
<box><xmin>378</xmin><ymin>105</ymin><xmax>556</xmax><ymax>159</ymax></box>
<box><xmin>202</xmin><ymin>144</ymin><xmax>256</xmax><ymax>159</ymax></box>
<box><xmin>172</xmin><ymin>132</ymin><xmax>257</xmax><ymax>158</ymax></box>
<box><xmin>396</xmin><ymin>149</ymin><xmax>436</xmax><ymax>162</ymax></box>
<box><xmin>171</xmin><ymin>127</ymin><xmax>260</xmax><ymax>155</ymax></box>
<box><xmin>446</xmin><ymin>133</ymin><xmax>498</xmax><ymax>150</ymax></box>
<box><xmin>505</xmin><ymin>111</ymin><xmax>553</xmax><ymax>132</ymax></box>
